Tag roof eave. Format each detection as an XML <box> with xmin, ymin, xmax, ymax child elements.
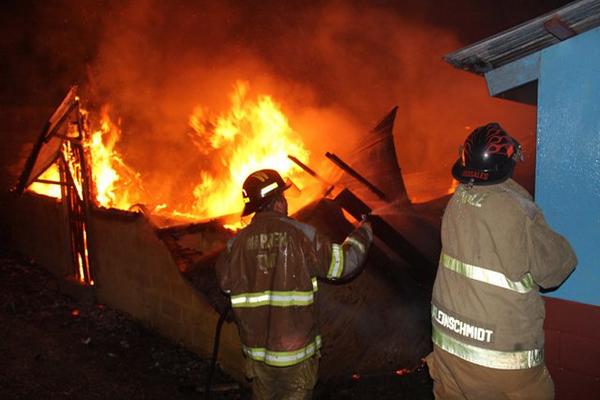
<box><xmin>444</xmin><ymin>0</ymin><xmax>600</xmax><ymax>75</ymax></box>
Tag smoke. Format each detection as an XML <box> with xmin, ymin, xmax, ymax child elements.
<box><xmin>3</xmin><ymin>0</ymin><xmax>568</xmax><ymax>200</ymax></box>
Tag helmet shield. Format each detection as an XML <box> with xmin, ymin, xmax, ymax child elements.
<box><xmin>452</xmin><ymin>123</ymin><xmax>521</xmax><ymax>185</ymax></box>
<box><xmin>241</xmin><ymin>169</ymin><xmax>291</xmax><ymax>216</ymax></box>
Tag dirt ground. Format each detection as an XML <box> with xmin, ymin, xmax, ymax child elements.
<box><xmin>0</xmin><ymin>247</ymin><xmax>433</xmax><ymax>400</ymax></box>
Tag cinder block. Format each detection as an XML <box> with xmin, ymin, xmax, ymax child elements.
<box><xmin>184</xmin><ymin>289</ymin><xmax>202</xmax><ymax>309</ymax></box>
<box><xmin>180</xmin><ymin>322</ymin><xmax>196</xmax><ymax>344</ymax></box>
<box><xmin>560</xmin><ymin>334</ymin><xmax>600</xmax><ymax>377</ymax></box>
<box><xmin>169</xmin><ymin>279</ymin><xmax>189</xmax><ymax>303</ymax></box>
<box><xmin>118</xmin><ymin>284</ymin><xmax>139</xmax><ymax>311</ymax></box>
<box><xmin>181</xmin><ymin>306</ymin><xmax>202</xmax><ymax>330</ymax></box>
<box><xmin>153</xmin><ymin>275</ymin><xmax>171</xmax><ymax>293</ymax></box>
<box><xmin>160</xmin><ymin>297</ymin><xmax>183</xmax><ymax>322</ymax></box>
<box><xmin>141</xmin><ymin>290</ymin><xmax>160</xmax><ymax>313</ymax></box>
<box><xmin>122</xmin><ymin>267</ymin><xmax>137</xmax><ymax>284</ymax></box>
<box><xmin>136</xmin><ymin>270</ymin><xmax>152</xmax><ymax>287</ymax></box>
<box><xmin>149</xmin><ymin>273</ymin><xmax>161</xmax><ymax>290</ymax></box>
<box><xmin>545</xmin><ymin>329</ymin><xmax>561</xmax><ymax>368</ymax></box>
<box><xmin>151</xmin><ymin>274</ymin><xmax>170</xmax><ymax>294</ymax></box>
<box><xmin>551</xmin><ymin>367</ymin><xmax>600</xmax><ymax>400</ymax></box>
<box><xmin>544</xmin><ymin>297</ymin><xmax>600</xmax><ymax>340</ymax></box>
<box><xmin>192</xmin><ymin>323</ymin><xmax>213</xmax><ymax>352</ymax></box>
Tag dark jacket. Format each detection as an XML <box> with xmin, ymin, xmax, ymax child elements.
<box><xmin>216</xmin><ymin>211</ymin><xmax>372</xmax><ymax>367</ymax></box>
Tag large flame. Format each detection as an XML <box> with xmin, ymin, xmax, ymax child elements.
<box><xmin>26</xmin><ymin>106</ymin><xmax>144</xmax><ymax>209</ymax></box>
<box><xmin>86</xmin><ymin>107</ymin><xmax>143</xmax><ymax>210</ymax></box>
<box><xmin>26</xmin><ymin>81</ymin><xmax>314</xmax><ymax>224</ymax></box>
<box><xmin>28</xmin><ymin>163</ymin><xmax>62</xmax><ymax>199</ymax></box>
<box><xmin>189</xmin><ymin>81</ymin><xmax>310</xmax><ymax>219</ymax></box>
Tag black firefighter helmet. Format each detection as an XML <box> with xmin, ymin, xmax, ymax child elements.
<box><xmin>241</xmin><ymin>169</ymin><xmax>291</xmax><ymax>216</ymax></box>
<box><xmin>452</xmin><ymin>122</ymin><xmax>522</xmax><ymax>185</ymax></box>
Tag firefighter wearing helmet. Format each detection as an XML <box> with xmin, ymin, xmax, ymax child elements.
<box><xmin>426</xmin><ymin>123</ymin><xmax>577</xmax><ymax>399</ymax></box>
<box><xmin>216</xmin><ymin>169</ymin><xmax>373</xmax><ymax>399</ymax></box>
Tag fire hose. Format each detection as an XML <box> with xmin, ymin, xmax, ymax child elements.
<box><xmin>205</xmin><ymin>301</ymin><xmax>231</xmax><ymax>400</ymax></box>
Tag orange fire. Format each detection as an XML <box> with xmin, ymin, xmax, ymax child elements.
<box><xmin>85</xmin><ymin>107</ymin><xmax>143</xmax><ymax>210</ymax></box>
<box><xmin>29</xmin><ymin>163</ymin><xmax>62</xmax><ymax>199</ymax></box>
<box><xmin>27</xmin><ymin>107</ymin><xmax>144</xmax><ymax>209</ymax></box>
<box><xmin>27</xmin><ymin>82</ymin><xmax>314</xmax><ymax>225</ymax></box>
<box><xmin>188</xmin><ymin>81</ymin><xmax>310</xmax><ymax>220</ymax></box>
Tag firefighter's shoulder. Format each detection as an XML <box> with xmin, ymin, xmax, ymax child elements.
<box><xmin>278</xmin><ymin>216</ymin><xmax>317</xmax><ymax>242</ymax></box>
<box><xmin>486</xmin><ymin>179</ymin><xmax>539</xmax><ymax>220</ymax></box>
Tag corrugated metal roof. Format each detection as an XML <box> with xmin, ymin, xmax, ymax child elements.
<box><xmin>445</xmin><ymin>0</ymin><xmax>600</xmax><ymax>74</ymax></box>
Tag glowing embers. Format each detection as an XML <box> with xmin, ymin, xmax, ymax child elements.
<box><xmin>79</xmin><ymin>222</ymin><xmax>93</xmax><ymax>286</ymax></box>
<box><xmin>348</xmin><ymin>358</ymin><xmax>427</xmax><ymax>385</ymax></box>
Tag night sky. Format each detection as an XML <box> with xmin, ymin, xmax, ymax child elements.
<box><xmin>1</xmin><ymin>0</ymin><xmax>571</xmax><ymax>105</ymax></box>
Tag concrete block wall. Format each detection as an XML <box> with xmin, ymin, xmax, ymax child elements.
<box><xmin>0</xmin><ymin>101</ymin><xmax>246</xmax><ymax>379</ymax></box>
<box><xmin>1</xmin><ymin>193</ymin><xmax>245</xmax><ymax>382</ymax></box>
<box><xmin>1</xmin><ymin>192</ymin><xmax>72</xmax><ymax>277</ymax></box>
<box><xmin>544</xmin><ymin>297</ymin><xmax>600</xmax><ymax>399</ymax></box>
<box><xmin>89</xmin><ymin>208</ymin><xmax>244</xmax><ymax>382</ymax></box>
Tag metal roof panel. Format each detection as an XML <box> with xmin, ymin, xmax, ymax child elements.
<box><xmin>445</xmin><ymin>0</ymin><xmax>600</xmax><ymax>74</ymax></box>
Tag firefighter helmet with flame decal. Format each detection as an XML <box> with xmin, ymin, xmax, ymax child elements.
<box><xmin>452</xmin><ymin>122</ymin><xmax>522</xmax><ymax>185</ymax></box>
<box><xmin>241</xmin><ymin>169</ymin><xmax>291</xmax><ymax>216</ymax></box>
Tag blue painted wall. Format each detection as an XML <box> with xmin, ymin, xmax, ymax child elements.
<box><xmin>536</xmin><ymin>27</ymin><xmax>600</xmax><ymax>306</ymax></box>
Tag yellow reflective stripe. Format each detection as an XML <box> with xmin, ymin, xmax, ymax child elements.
<box><xmin>344</xmin><ymin>237</ymin><xmax>365</xmax><ymax>254</ymax></box>
<box><xmin>441</xmin><ymin>253</ymin><xmax>534</xmax><ymax>293</ymax></box>
<box><xmin>231</xmin><ymin>278</ymin><xmax>319</xmax><ymax>308</ymax></box>
<box><xmin>231</xmin><ymin>290</ymin><xmax>314</xmax><ymax>308</ymax></box>
<box><xmin>432</xmin><ymin>325</ymin><xmax>543</xmax><ymax>370</ymax></box>
<box><xmin>243</xmin><ymin>335</ymin><xmax>322</xmax><ymax>367</ymax></box>
<box><xmin>327</xmin><ymin>244</ymin><xmax>344</xmax><ymax>278</ymax></box>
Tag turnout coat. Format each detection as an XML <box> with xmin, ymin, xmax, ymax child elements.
<box><xmin>216</xmin><ymin>211</ymin><xmax>372</xmax><ymax>367</ymax></box>
<box><xmin>431</xmin><ymin>178</ymin><xmax>577</xmax><ymax>370</ymax></box>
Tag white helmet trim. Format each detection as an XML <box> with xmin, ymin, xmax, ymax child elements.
<box><xmin>260</xmin><ymin>182</ymin><xmax>279</xmax><ymax>198</ymax></box>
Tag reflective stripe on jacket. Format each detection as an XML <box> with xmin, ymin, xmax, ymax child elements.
<box><xmin>216</xmin><ymin>211</ymin><xmax>372</xmax><ymax>367</ymax></box>
<box><xmin>432</xmin><ymin>179</ymin><xmax>576</xmax><ymax>370</ymax></box>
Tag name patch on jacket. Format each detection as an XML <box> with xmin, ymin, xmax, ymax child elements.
<box><xmin>246</xmin><ymin>232</ymin><xmax>289</xmax><ymax>251</ymax></box>
<box><xmin>432</xmin><ymin>304</ymin><xmax>494</xmax><ymax>343</ymax></box>
<box><xmin>246</xmin><ymin>232</ymin><xmax>289</xmax><ymax>273</ymax></box>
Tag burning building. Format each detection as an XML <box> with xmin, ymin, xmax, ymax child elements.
<box><xmin>2</xmin><ymin>82</ymin><xmax>446</xmax><ymax>385</ymax></box>
<box><xmin>1</xmin><ymin>0</ymin><xmax>570</xmax><ymax>395</ymax></box>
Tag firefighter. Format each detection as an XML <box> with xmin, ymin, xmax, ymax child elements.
<box><xmin>216</xmin><ymin>169</ymin><xmax>373</xmax><ymax>399</ymax></box>
<box><xmin>426</xmin><ymin>123</ymin><xmax>577</xmax><ymax>399</ymax></box>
